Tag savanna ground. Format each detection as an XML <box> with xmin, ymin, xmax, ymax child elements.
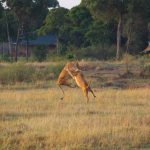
<box><xmin>0</xmin><ymin>59</ymin><xmax>150</xmax><ymax>150</ymax></box>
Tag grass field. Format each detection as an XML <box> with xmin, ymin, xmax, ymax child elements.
<box><xmin>0</xmin><ymin>87</ymin><xmax>150</xmax><ymax>150</ymax></box>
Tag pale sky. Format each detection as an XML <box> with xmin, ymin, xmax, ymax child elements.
<box><xmin>58</xmin><ymin>0</ymin><xmax>81</xmax><ymax>9</ymax></box>
<box><xmin>2</xmin><ymin>1</ymin><xmax>81</xmax><ymax>9</ymax></box>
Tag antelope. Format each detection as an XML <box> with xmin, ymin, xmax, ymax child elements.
<box><xmin>57</xmin><ymin>61</ymin><xmax>96</xmax><ymax>102</ymax></box>
<box><xmin>56</xmin><ymin>61</ymin><xmax>80</xmax><ymax>100</ymax></box>
<box><xmin>66</xmin><ymin>67</ymin><xmax>96</xmax><ymax>103</ymax></box>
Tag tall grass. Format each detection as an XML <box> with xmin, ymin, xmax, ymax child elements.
<box><xmin>0</xmin><ymin>63</ymin><xmax>64</xmax><ymax>85</ymax></box>
<box><xmin>0</xmin><ymin>88</ymin><xmax>150</xmax><ymax>150</ymax></box>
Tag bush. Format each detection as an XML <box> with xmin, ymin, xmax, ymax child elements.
<box><xmin>140</xmin><ymin>63</ymin><xmax>150</xmax><ymax>77</ymax></box>
<box><xmin>45</xmin><ymin>63</ymin><xmax>64</xmax><ymax>77</ymax></box>
<box><xmin>32</xmin><ymin>63</ymin><xmax>64</xmax><ymax>81</ymax></box>
<box><xmin>46</xmin><ymin>54</ymin><xmax>67</xmax><ymax>62</ymax></box>
<box><xmin>32</xmin><ymin>46</ymin><xmax>48</xmax><ymax>62</ymax></box>
<box><xmin>0</xmin><ymin>63</ymin><xmax>65</xmax><ymax>85</ymax></box>
<box><xmin>0</xmin><ymin>63</ymin><xmax>36</xmax><ymax>84</ymax></box>
<box><xmin>74</xmin><ymin>45</ymin><xmax>116</xmax><ymax>60</ymax></box>
<box><xmin>66</xmin><ymin>53</ymin><xmax>76</xmax><ymax>60</ymax></box>
<box><xmin>0</xmin><ymin>53</ymin><xmax>11</xmax><ymax>62</ymax></box>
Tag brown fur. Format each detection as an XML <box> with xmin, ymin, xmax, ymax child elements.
<box><xmin>67</xmin><ymin>69</ymin><xmax>96</xmax><ymax>103</ymax></box>
<box><xmin>56</xmin><ymin>61</ymin><xmax>80</xmax><ymax>100</ymax></box>
<box><xmin>57</xmin><ymin>61</ymin><xmax>96</xmax><ymax>102</ymax></box>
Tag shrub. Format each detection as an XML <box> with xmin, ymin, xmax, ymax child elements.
<box><xmin>140</xmin><ymin>63</ymin><xmax>150</xmax><ymax>77</ymax></box>
<box><xmin>32</xmin><ymin>64</ymin><xmax>64</xmax><ymax>81</ymax></box>
<box><xmin>46</xmin><ymin>54</ymin><xmax>67</xmax><ymax>62</ymax></box>
<box><xmin>66</xmin><ymin>53</ymin><xmax>76</xmax><ymax>60</ymax></box>
<box><xmin>32</xmin><ymin>46</ymin><xmax>48</xmax><ymax>62</ymax></box>
<box><xmin>46</xmin><ymin>63</ymin><xmax>64</xmax><ymax>77</ymax></box>
<box><xmin>0</xmin><ymin>53</ymin><xmax>11</xmax><ymax>62</ymax></box>
<box><xmin>0</xmin><ymin>63</ymin><xmax>36</xmax><ymax>84</ymax></box>
<box><xmin>0</xmin><ymin>63</ymin><xmax>65</xmax><ymax>85</ymax></box>
<box><xmin>74</xmin><ymin>45</ymin><xmax>116</xmax><ymax>60</ymax></box>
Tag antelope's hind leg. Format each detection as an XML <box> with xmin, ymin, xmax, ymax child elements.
<box><xmin>88</xmin><ymin>87</ymin><xmax>96</xmax><ymax>99</ymax></box>
<box><xmin>83</xmin><ymin>88</ymin><xmax>89</xmax><ymax>103</ymax></box>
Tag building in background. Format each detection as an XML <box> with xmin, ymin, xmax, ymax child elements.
<box><xmin>0</xmin><ymin>34</ymin><xmax>58</xmax><ymax>57</ymax></box>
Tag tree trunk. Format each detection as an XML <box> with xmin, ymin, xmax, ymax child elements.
<box><xmin>15</xmin><ymin>24</ymin><xmax>20</xmax><ymax>62</ymax></box>
<box><xmin>5</xmin><ymin>11</ymin><xmax>12</xmax><ymax>61</ymax></box>
<box><xmin>116</xmin><ymin>14</ymin><xmax>123</xmax><ymax>60</ymax></box>
<box><xmin>26</xmin><ymin>33</ymin><xmax>29</xmax><ymax>61</ymax></box>
<box><xmin>2</xmin><ymin>42</ymin><xmax>4</xmax><ymax>59</ymax></box>
<box><xmin>125</xmin><ymin>21</ymin><xmax>132</xmax><ymax>73</ymax></box>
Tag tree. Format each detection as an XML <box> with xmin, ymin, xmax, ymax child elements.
<box><xmin>38</xmin><ymin>7</ymin><xmax>69</xmax><ymax>35</ymax></box>
<box><xmin>0</xmin><ymin>1</ymin><xmax>3</xmax><ymax>15</ymax></box>
<box><xmin>85</xmin><ymin>20</ymin><xmax>117</xmax><ymax>47</ymax></box>
<box><xmin>39</xmin><ymin>6</ymin><xmax>93</xmax><ymax>53</ymax></box>
<box><xmin>58</xmin><ymin>6</ymin><xmax>93</xmax><ymax>51</ymax></box>
<box><xmin>4</xmin><ymin>0</ymin><xmax>59</xmax><ymax>61</ymax></box>
<box><xmin>5</xmin><ymin>0</ymin><xmax>59</xmax><ymax>27</ymax></box>
<box><xmin>67</xmin><ymin>6</ymin><xmax>93</xmax><ymax>48</ymax></box>
<box><xmin>82</xmin><ymin>0</ymin><xmax>129</xmax><ymax>60</ymax></box>
<box><xmin>32</xmin><ymin>45</ymin><xmax>48</xmax><ymax>62</ymax></box>
<box><xmin>82</xmin><ymin>0</ymin><xmax>150</xmax><ymax>59</ymax></box>
<box><xmin>124</xmin><ymin>0</ymin><xmax>150</xmax><ymax>54</ymax></box>
<box><xmin>124</xmin><ymin>16</ymin><xmax>148</xmax><ymax>54</ymax></box>
<box><xmin>38</xmin><ymin>7</ymin><xmax>69</xmax><ymax>53</ymax></box>
<box><xmin>0</xmin><ymin>2</ymin><xmax>5</xmax><ymax>41</ymax></box>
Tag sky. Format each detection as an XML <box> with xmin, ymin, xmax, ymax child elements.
<box><xmin>58</xmin><ymin>0</ymin><xmax>81</xmax><ymax>9</ymax></box>
<box><xmin>2</xmin><ymin>1</ymin><xmax>81</xmax><ymax>9</ymax></box>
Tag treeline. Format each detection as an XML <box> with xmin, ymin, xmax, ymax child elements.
<box><xmin>38</xmin><ymin>6</ymin><xmax>117</xmax><ymax>60</ymax></box>
<box><xmin>0</xmin><ymin>0</ymin><xmax>150</xmax><ymax>61</ymax></box>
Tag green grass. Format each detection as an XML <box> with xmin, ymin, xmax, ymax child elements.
<box><xmin>0</xmin><ymin>62</ymin><xmax>64</xmax><ymax>85</ymax></box>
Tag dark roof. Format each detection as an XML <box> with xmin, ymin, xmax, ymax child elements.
<box><xmin>19</xmin><ymin>34</ymin><xmax>57</xmax><ymax>46</ymax></box>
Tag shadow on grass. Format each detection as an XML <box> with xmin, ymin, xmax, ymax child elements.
<box><xmin>0</xmin><ymin>112</ymin><xmax>48</xmax><ymax>121</ymax></box>
<box><xmin>0</xmin><ymin>110</ymin><xmax>112</xmax><ymax>121</ymax></box>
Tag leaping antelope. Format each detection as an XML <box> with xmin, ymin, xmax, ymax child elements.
<box><xmin>56</xmin><ymin>61</ymin><xmax>80</xmax><ymax>100</ymax></box>
<box><xmin>57</xmin><ymin>61</ymin><xmax>96</xmax><ymax>102</ymax></box>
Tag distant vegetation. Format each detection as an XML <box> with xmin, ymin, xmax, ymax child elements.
<box><xmin>0</xmin><ymin>58</ymin><xmax>149</xmax><ymax>89</ymax></box>
<box><xmin>0</xmin><ymin>0</ymin><xmax>150</xmax><ymax>61</ymax></box>
<box><xmin>0</xmin><ymin>63</ymin><xmax>64</xmax><ymax>85</ymax></box>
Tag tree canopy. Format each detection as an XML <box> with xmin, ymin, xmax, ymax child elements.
<box><xmin>1</xmin><ymin>0</ymin><xmax>150</xmax><ymax>61</ymax></box>
<box><xmin>5</xmin><ymin>0</ymin><xmax>59</xmax><ymax>27</ymax></box>
<box><xmin>38</xmin><ymin>7</ymin><xmax>69</xmax><ymax>35</ymax></box>
<box><xmin>81</xmin><ymin>0</ymin><xmax>150</xmax><ymax>59</ymax></box>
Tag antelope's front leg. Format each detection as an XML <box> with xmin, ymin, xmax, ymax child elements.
<box><xmin>57</xmin><ymin>84</ymin><xmax>65</xmax><ymax>100</ymax></box>
<box><xmin>58</xmin><ymin>82</ymin><xmax>75</xmax><ymax>100</ymax></box>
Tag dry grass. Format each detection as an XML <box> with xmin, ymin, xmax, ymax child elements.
<box><xmin>0</xmin><ymin>88</ymin><xmax>150</xmax><ymax>150</ymax></box>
